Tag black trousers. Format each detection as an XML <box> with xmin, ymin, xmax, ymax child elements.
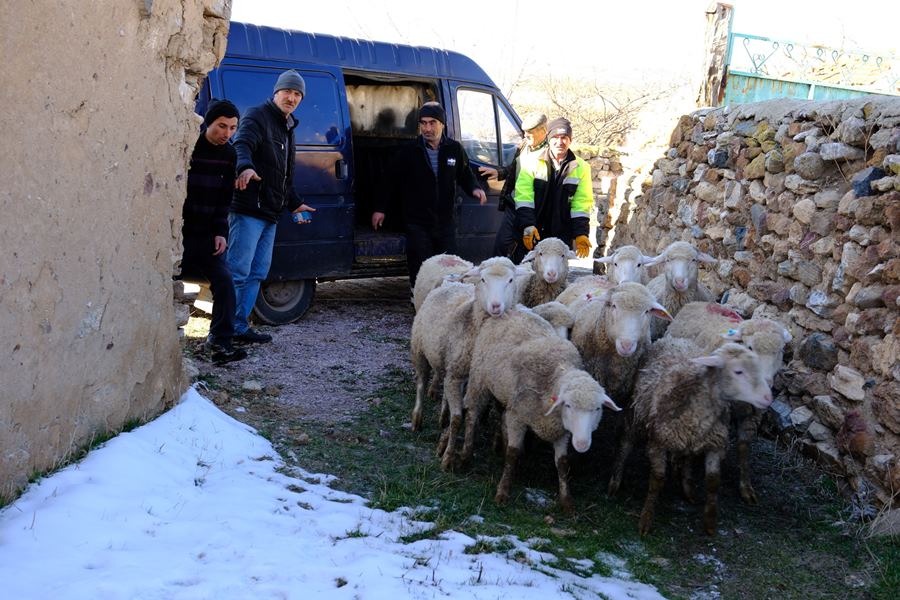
<box><xmin>405</xmin><ymin>222</ymin><xmax>457</xmax><ymax>288</ymax></box>
<box><xmin>180</xmin><ymin>238</ymin><xmax>237</xmax><ymax>344</ymax></box>
<box><xmin>491</xmin><ymin>204</ymin><xmax>526</xmax><ymax>263</ymax></box>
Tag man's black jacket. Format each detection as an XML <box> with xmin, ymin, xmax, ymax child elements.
<box><xmin>231</xmin><ymin>99</ymin><xmax>301</xmax><ymax>223</ymax></box>
<box><xmin>377</xmin><ymin>135</ymin><xmax>481</xmax><ymax>229</ymax></box>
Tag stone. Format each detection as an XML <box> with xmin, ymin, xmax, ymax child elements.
<box><xmin>748</xmin><ymin>179</ymin><xmax>767</xmax><ymax>202</ymax></box>
<box><xmin>792</xmin><ymin>198</ymin><xmax>816</xmax><ymax>224</ymax></box>
<box><xmin>837</xmin><ymin>117</ymin><xmax>867</xmax><ymax>145</ymax></box>
<box><xmin>672</xmin><ymin>178</ymin><xmax>690</xmax><ymax>195</ymax></box>
<box><xmin>808</xmin><ymin>211</ymin><xmax>834</xmax><ymax>236</ymax></box>
<box><xmin>794</xmin><ymin>151</ymin><xmax>825</xmax><ymax>179</ymax></box>
<box><xmin>813</xmin><ymin>441</ymin><xmax>843</xmax><ymax>471</ymax></box>
<box><xmin>799</xmin><ymin>333</ymin><xmax>839</xmax><ymax>371</ymax></box>
<box><xmin>884</xmin><ymin>154</ymin><xmax>900</xmax><ymax>175</ymax></box>
<box><xmin>851</xmin><ymin>167</ymin><xmax>886</xmax><ymax>197</ymax></box>
<box><xmin>765</xmin><ymin>149</ymin><xmax>785</xmax><ymax>173</ymax></box>
<box><xmin>707</xmin><ymin>148</ymin><xmax>729</xmax><ymax>168</ymax></box>
<box><xmin>870</xmin><ymin>510</ymin><xmax>900</xmax><ymax>538</ymax></box>
<box><xmin>853</xmin><ymin>285</ymin><xmax>886</xmax><ymax>308</ymax></box>
<box><xmin>242</xmin><ymin>380</ymin><xmax>264</xmax><ymax>393</ymax></box>
<box><xmin>807</xmin><ymin>420</ymin><xmax>832</xmax><ymax>442</ymax></box>
<box><xmin>764</xmin><ymin>171</ymin><xmax>787</xmax><ymax>193</ymax></box>
<box><xmin>768</xmin><ymin>399</ymin><xmax>793</xmax><ymax>431</ymax></box>
<box><xmin>810</xmin><ymin>236</ymin><xmax>834</xmax><ymax>255</ymax></box>
<box><xmin>828</xmin><ymin>365</ymin><xmax>866</xmax><ymax>401</ymax></box>
<box><xmin>694</xmin><ymin>181</ymin><xmax>720</xmax><ymax>203</ymax></box>
<box><xmin>882</xmin><ymin>286</ymin><xmax>900</xmax><ymax>306</ymax></box>
<box><xmin>732</xmin><ymin>267</ymin><xmax>751</xmax><ymax>288</ymax></box>
<box><xmin>872</xmin><ymin>382</ymin><xmax>900</xmax><ymax>434</ymax></box>
<box><xmin>790</xmin><ymin>405</ymin><xmax>814</xmax><ymax>428</ymax></box>
<box><xmin>788</xmin><ymin>306</ymin><xmax>834</xmax><ymax>332</ymax></box>
<box><xmin>872</xmin><ymin>334</ymin><xmax>900</xmax><ymax>378</ymax></box>
<box><xmin>724</xmin><ymin>181</ymin><xmax>744</xmax><ymax>209</ymax></box>
<box><xmin>871</xmin><ymin>176</ymin><xmax>898</xmax><ymax>192</ymax></box>
<box><xmin>750</xmin><ymin>203</ymin><xmax>767</xmax><ymax>235</ymax></box>
<box><xmin>847</xmin><ymin>224</ymin><xmax>871</xmax><ymax>245</ymax></box>
<box><xmin>813</xmin><ymin>188</ymin><xmax>842</xmax><ymax>210</ymax></box>
<box><xmin>805</xmin><ymin>290</ymin><xmax>839</xmax><ymax>317</ymax></box>
<box><xmin>812</xmin><ymin>395</ymin><xmax>844</xmax><ymax>429</ymax></box>
<box><xmin>785</xmin><ymin>174</ymin><xmax>820</xmax><ymax>194</ymax></box>
<box><xmin>743</xmin><ymin>153</ymin><xmax>766</xmax><ymax>179</ymax></box>
<box><xmin>788</xmin><ymin>284</ymin><xmax>809</xmax><ymax>305</ymax></box>
<box><xmin>820</xmin><ymin>142</ymin><xmax>865</xmax><ymax>161</ymax></box>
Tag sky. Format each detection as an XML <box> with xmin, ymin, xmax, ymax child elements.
<box><xmin>0</xmin><ymin>387</ymin><xmax>667</xmax><ymax>599</ymax></box>
<box><xmin>229</xmin><ymin>0</ymin><xmax>897</xmax><ymax>95</ymax></box>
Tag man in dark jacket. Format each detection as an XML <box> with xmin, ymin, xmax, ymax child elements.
<box><xmin>181</xmin><ymin>99</ymin><xmax>247</xmax><ymax>364</ymax></box>
<box><xmin>478</xmin><ymin>112</ymin><xmax>548</xmax><ymax>261</ymax></box>
<box><xmin>371</xmin><ymin>102</ymin><xmax>486</xmax><ymax>288</ymax></box>
<box><xmin>227</xmin><ymin>69</ymin><xmax>315</xmax><ymax>344</ymax></box>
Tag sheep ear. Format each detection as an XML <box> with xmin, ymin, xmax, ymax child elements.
<box><xmin>602</xmin><ymin>394</ymin><xmax>622</xmax><ymax>412</ymax></box>
<box><xmin>782</xmin><ymin>328</ymin><xmax>793</xmax><ymax>344</ymax></box>
<box><xmin>721</xmin><ymin>328</ymin><xmax>742</xmax><ymax>341</ymax></box>
<box><xmin>460</xmin><ymin>266</ymin><xmax>482</xmax><ymax>283</ymax></box>
<box><xmin>444</xmin><ymin>273</ymin><xmax>464</xmax><ymax>282</ymax></box>
<box><xmin>544</xmin><ymin>395</ymin><xmax>565</xmax><ymax>417</ymax></box>
<box><xmin>594</xmin><ymin>255</ymin><xmax>614</xmax><ymax>264</ymax></box>
<box><xmin>692</xmin><ymin>355</ymin><xmax>725</xmax><ymax>368</ymax></box>
<box><xmin>522</xmin><ymin>250</ymin><xmax>537</xmax><ymax>263</ymax></box>
<box><xmin>649</xmin><ymin>302</ymin><xmax>673</xmax><ymax>321</ymax></box>
<box><xmin>642</xmin><ymin>253</ymin><xmax>666</xmax><ymax>267</ymax></box>
<box><xmin>697</xmin><ymin>252</ymin><xmax>717</xmax><ymax>265</ymax></box>
<box><xmin>566</xmin><ymin>249</ymin><xmax>577</xmax><ymax>259</ymax></box>
<box><xmin>514</xmin><ymin>265</ymin><xmax>532</xmax><ymax>277</ymax></box>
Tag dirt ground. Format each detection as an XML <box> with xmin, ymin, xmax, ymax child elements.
<box><xmin>183</xmin><ymin>277</ymin><xmax>416</xmax><ymax>423</ymax></box>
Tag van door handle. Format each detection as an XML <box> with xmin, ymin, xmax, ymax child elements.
<box><xmin>335</xmin><ymin>159</ymin><xmax>348</xmax><ymax>180</ymax></box>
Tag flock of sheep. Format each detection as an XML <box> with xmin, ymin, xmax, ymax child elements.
<box><xmin>409</xmin><ymin>239</ymin><xmax>792</xmax><ymax>535</ymax></box>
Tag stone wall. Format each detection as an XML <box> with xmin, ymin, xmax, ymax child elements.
<box><xmin>613</xmin><ymin>97</ymin><xmax>900</xmax><ymax>507</ymax></box>
<box><xmin>0</xmin><ymin>0</ymin><xmax>230</xmax><ymax>501</ymax></box>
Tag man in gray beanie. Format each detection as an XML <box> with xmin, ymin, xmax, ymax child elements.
<box><xmin>227</xmin><ymin>69</ymin><xmax>316</xmax><ymax>344</ymax></box>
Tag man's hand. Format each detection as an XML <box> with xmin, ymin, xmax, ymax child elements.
<box><xmin>478</xmin><ymin>166</ymin><xmax>499</xmax><ymax>180</ymax></box>
<box><xmin>574</xmin><ymin>235</ymin><xmax>591</xmax><ymax>258</ymax></box>
<box><xmin>291</xmin><ymin>203</ymin><xmax>317</xmax><ymax>224</ymax></box>
<box><xmin>235</xmin><ymin>169</ymin><xmax>261</xmax><ymax>190</ymax></box>
<box><xmin>473</xmin><ymin>188</ymin><xmax>487</xmax><ymax>205</ymax></box>
<box><xmin>212</xmin><ymin>236</ymin><xmax>227</xmax><ymax>256</ymax></box>
<box><xmin>522</xmin><ymin>226</ymin><xmax>540</xmax><ymax>251</ymax></box>
<box><xmin>372</xmin><ymin>211</ymin><xmax>385</xmax><ymax>230</ymax></box>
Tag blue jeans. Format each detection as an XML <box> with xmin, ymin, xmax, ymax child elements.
<box><xmin>227</xmin><ymin>213</ymin><xmax>277</xmax><ymax>334</ymax></box>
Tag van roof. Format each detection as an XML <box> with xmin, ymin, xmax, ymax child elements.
<box><xmin>226</xmin><ymin>22</ymin><xmax>498</xmax><ymax>86</ymax></box>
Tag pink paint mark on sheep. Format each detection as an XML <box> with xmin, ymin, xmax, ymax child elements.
<box><xmin>706</xmin><ymin>303</ymin><xmax>742</xmax><ymax>323</ymax></box>
<box><xmin>438</xmin><ymin>256</ymin><xmax>466</xmax><ymax>267</ymax></box>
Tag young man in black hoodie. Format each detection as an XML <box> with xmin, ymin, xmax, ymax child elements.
<box><xmin>227</xmin><ymin>70</ymin><xmax>316</xmax><ymax>343</ymax></box>
<box><xmin>181</xmin><ymin>99</ymin><xmax>246</xmax><ymax>364</ymax></box>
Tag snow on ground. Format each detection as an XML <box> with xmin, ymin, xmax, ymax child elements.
<box><xmin>0</xmin><ymin>387</ymin><xmax>666</xmax><ymax>599</ymax></box>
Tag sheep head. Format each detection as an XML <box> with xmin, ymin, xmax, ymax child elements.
<box><xmin>522</xmin><ymin>237</ymin><xmax>574</xmax><ymax>285</ymax></box>
<box><xmin>464</xmin><ymin>257</ymin><xmax>525</xmax><ymax>317</ymax></box>
<box><xmin>659</xmin><ymin>241</ymin><xmax>716</xmax><ymax>292</ymax></box>
<box><xmin>545</xmin><ymin>370</ymin><xmax>620</xmax><ymax>453</ymax></box>
<box><xmin>602</xmin><ymin>282</ymin><xmax>672</xmax><ymax>357</ymax></box>
<box><xmin>594</xmin><ymin>245</ymin><xmax>664</xmax><ymax>284</ymax></box>
<box><xmin>721</xmin><ymin>318</ymin><xmax>791</xmax><ymax>386</ymax></box>
<box><xmin>692</xmin><ymin>343</ymin><xmax>773</xmax><ymax>410</ymax></box>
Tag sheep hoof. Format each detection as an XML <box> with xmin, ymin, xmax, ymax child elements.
<box><xmin>740</xmin><ymin>485</ymin><xmax>758</xmax><ymax>505</ymax></box>
<box><xmin>440</xmin><ymin>452</ymin><xmax>460</xmax><ymax>473</ymax></box>
<box><xmin>638</xmin><ymin>513</ymin><xmax>653</xmax><ymax>537</ymax></box>
<box><xmin>411</xmin><ymin>412</ymin><xmax>422</xmax><ymax>432</ymax></box>
<box><xmin>494</xmin><ymin>490</ymin><xmax>509</xmax><ymax>505</ymax></box>
<box><xmin>559</xmin><ymin>495</ymin><xmax>575</xmax><ymax>514</ymax></box>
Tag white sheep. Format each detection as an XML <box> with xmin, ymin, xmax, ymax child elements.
<box><xmin>646</xmin><ymin>241</ymin><xmax>717</xmax><ymax>340</ymax></box>
<box><xmin>460</xmin><ymin>307</ymin><xmax>620</xmax><ymax>512</ymax></box>
<box><xmin>412</xmin><ymin>253</ymin><xmax>473</xmax><ymax>313</ymax></box>
<box><xmin>593</xmin><ymin>245</ymin><xmax>664</xmax><ymax>284</ymax></box>
<box><xmin>665</xmin><ymin>301</ymin><xmax>792</xmax><ymax>503</ymax></box>
<box><xmin>409</xmin><ymin>257</ymin><xmax>524</xmax><ymax>470</ymax></box>
<box><xmin>568</xmin><ymin>282</ymin><xmax>672</xmax><ymax>407</ymax></box>
<box><xmin>516</xmin><ymin>237</ymin><xmax>576</xmax><ymax>308</ymax></box>
<box><xmin>609</xmin><ymin>337</ymin><xmax>772</xmax><ymax>536</ymax></box>
<box><xmin>528</xmin><ymin>301</ymin><xmax>575</xmax><ymax>339</ymax></box>
<box><xmin>555</xmin><ymin>275</ymin><xmax>615</xmax><ymax>311</ymax></box>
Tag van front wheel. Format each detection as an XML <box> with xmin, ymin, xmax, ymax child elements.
<box><xmin>252</xmin><ymin>279</ymin><xmax>316</xmax><ymax>325</ymax></box>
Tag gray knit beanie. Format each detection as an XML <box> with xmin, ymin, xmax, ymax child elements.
<box><xmin>273</xmin><ymin>70</ymin><xmax>306</xmax><ymax>96</ymax></box>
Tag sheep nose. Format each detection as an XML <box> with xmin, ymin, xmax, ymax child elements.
<box><xmin>545</xmin><ymin>270</ymin><xmax>558</xmax><ymax>281</ymax></box>
<box><xmin>490</xmin><ymin>301</ymin><xmax>502</xmax><ymax>314</ymax></box>
<box><xmin>616</xmin><ymin>340</ymin><xmax>636</xmax><ymax>356</ymax></box>
<box><xmin>573</xmin><ymin>438</ymin><xmax>590</xmax><ymax>453</ymax></box>
<box><xmin>674</xmin><ymin>277</ymin><xmax>687</xmax><ymax>289</ymax></box>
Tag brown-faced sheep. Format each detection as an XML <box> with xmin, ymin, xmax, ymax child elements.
<box><xmin>516</xmin><ymin>237</ymin><xmax>575</xmax><ymax>307</ymax></box>
<box><xmin>609</xmin><ymin>338</ymin><xmax>772</xmax><ymax>536</ymax></box>
<box><xmin>646</xmin><ymin>241</ymin><xmax>717</xmax><ymax>340</ymax></box>
<box><xmin>665</xmin><ymin>301</ymin><xmax>792</xmax><ymax>503</ymax></box>
<box><xmin>409</xmin><ymin>257</ymin><xmax>524</xmax><ymax>470</ymax></box>
<box><xmin>461</xmin><ymin>307</ymin><xmax>620</xmax><ymax>512</ymax></box>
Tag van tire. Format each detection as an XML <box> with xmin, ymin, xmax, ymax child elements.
<box><xmin>252</xmin><ymin>279</ymin><xmax>316</xmax><ymax>325</ymax></box>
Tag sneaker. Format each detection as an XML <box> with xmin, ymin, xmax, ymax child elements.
<box><xmin>204</xmin><ymin>340</ymin><xmax>248</xmax><ymax>364</ymax></box>
<box><xmin>233</xmin><ymin>328</ymin><xmax>273</xmax><ymax>344</ymax></box>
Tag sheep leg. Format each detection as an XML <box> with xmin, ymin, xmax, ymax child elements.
<box><xmin>736</xmin><ymin>412</ymin><xmax>761</xmax><ymax>505</ymax></box>
<box><xmin>495</xmin><ymin>419</ymin><xmax>527</xmax><ymax>506</ymax></box>
<box><xmin>460</xmin><ymin>388</ymin><xmax>490</xmax><ymax>466</ymax></box>
<box><xmin>553</xmin><ymin>435</ymin><xmax>574</xmax><ymax>514</ymax></box>
<box><xmin>439</xmin><ymin>376</ymin><xmax>465</xmax><ymax>472</ymax></box>
<box><xmin>638</xmin><ymin>445</ymin><xmax>667</xmax><ymax>537</ymax></box>
<box><xmin>607</xmin><ymin>415</ymin><xmax>634</xmax><ymax>497</ymax></box>
<box><xmin>680</xmin><ymin>454</ymin><xmax>698</xmax><ymax>504</ymax></box>
<box><xmin>410</xmin><ymin>353</ymin><xmax>431</xmax><ymax>432</ymax></box>
<box><xmin>703</xmin><ymin>449</ymin><xmax>724</xmax><ymax>536</ymax></box>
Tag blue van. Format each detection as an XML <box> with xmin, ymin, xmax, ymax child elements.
<box><xmin>197</xmin><ymin>22</ymin><xmax>523</xmax><ymax>323</ymax></box>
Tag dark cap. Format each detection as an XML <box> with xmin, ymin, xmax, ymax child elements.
<box><xmin>204</xmin><ymin>98</ymin><xmax>240</xmax><ymax>126</ymax></box>
<box><xmin>547</xmin><ymin>117</ymin><xmax>573</xmax><ymax>138</ymax></box>
<box><xmin>419</xmin><ymin>101</ymin><xmax>446</xmax><ymax>125</ymax></box>
<box><xmin>273</xmin><ymin>70</ymin><xmax>306</xmax><ymax>96</ymax></box>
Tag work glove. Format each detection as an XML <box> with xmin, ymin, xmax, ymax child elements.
<box><xmin>522</xmin><ymin>226</ymin><xmax>540</xmax><ymax>251</ymax></box>
<box><xmin>574</xmin><ymin>235</ymin><xmax>591</xmax><ymax>258</ymax></box>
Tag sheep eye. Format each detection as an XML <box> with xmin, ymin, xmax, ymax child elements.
<box><xmin>507</xmin><ymin>277</ymin><xmax>513</xmax><ymax>283</ymax></box>
<box><xmin>734</xmin><ymin>369</ymin><xmax>744</xmax><ymax>375</ymax></box>
<box><xmin>614</xmin><ymin>262</ymin><xmax>618</xmax><ymax>267</ymax></box>
<box><xmin>481</xmin><ymin>277</ymin><xmax>486</xmax><ymax>283</ymax></box>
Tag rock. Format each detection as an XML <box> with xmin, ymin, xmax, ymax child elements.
<box><xmin>694</xmin><ymin>181</ymin><xmax>720</xmax><ymax>203</ymax></box>
<box><xmin>789</xmin><ymin>306</ymin><xmax>834</xmax><ymax>332</ymax></box>
<box><xmin>672</xmin><ymin>178</ymin><xmax>690</xmax><ymax>195</ymax></box>
<box><xmin>173</xmin><ymin>302</ymin><xmax>190</xmax><ymax>328</ymax></box>
<box><xmin>853</xmin><ymin>285</ymin><xmax>886</xmax><ymax>308</ymax></box>
<box><xmin>810</xmin><ymin>236</ymin><xmax>834</xmax><ymax>255</ymax></box>
<box><xmin>812</xmin><ymin>395</ymin><xmax>844</xmax><ymax>429</ymax></box>
<box><xmin>808</xmin><ymin>211</ymin><xmax>834</xmax><ymax>236</ymax></box>
<box><xmin>869</xmin><ymin>510</ymin><xmax>900</xmax><ymax>538</ymax></box>
<box><xmin>794</xmin><ymin>152</ymin><xmax>825</xmax><ymax>179</ymax></box>
<box><xmin>814</xmin><ymin>441</ymin><xmax>843</xmax><ymax>471</ymax></box>
<box><xmin>847</xmin><ymin>224</ymin><xmax>871</xmax><ymax>245</ymax></box>
<box><xmin>743</xmin><ymin>153</ymin><xmax>767</xmax><ymax>179</ymax></box>
<box><xmin>799</xmin><ymin>333</ymin><xmax>839</xmax><ymax>370</ymax></box>
<box><xmin>807</xmin><ymin>420</ymin><xmax>832</xmax><ymax>442</ymax></box>
<box><xmin>851</xmin><ymin>167</ymin><xmax>886</xmax><ymax>197</ymax></box>
<box><xmin>805</xmin><ymin>290</ymin><xmax>840</xmax><ymax>317</ymax></box>
<box><xmin>768</xmin><ymin>399</ymin><xmax>793</xmax><ymax>431</ymax></box>
<box><xmin>870</xmin><ymin>176</ymin><xmax>897</xmax><ymax>192</ymax></box>
<box><xmin>837</xmin><ymin>117</ymin><xmax>867</xmax><ymax>145</ymax></box>
<box><xmin>872</xmin><ymin>334</ymin><xmax>900</xmax><ymax>378</ymax></box>
<box><xmin>828</xmin><ymin>365</ymin><xmax>866</xmax><ymax>401</ymax></box>
<box><xmin>820</xmin><ymin>142</ymin><xmax>865</xmax><ymax>161</ymax></box>
<box><xmin>884</xmin><ymin>154</ymin><xmax>900</xmax><ymax>175</ymax></box>
<box><xmin>836</xmin><ymin>411</ymin><xmax>874</xmax><ymax>457</ymax></box>
<box><xmin>813</xmin><ymin>188</ymin><xmax>842</xmax><ymax>210</ymax></box>
<box><xmin>242</xmin><ymin>380</ymin><xmax>264</xmax><ymax>393</ymax></box>
<box><xmin>733</xmin><ymin>267</ymin><xmax>752</xmax><ymax>287</ymax></box>
<box><xmin>724</xmin><ymin>181</ymin><xmax>744</xmax><ymax>209</ymax></box>
<box><xmin>707</xmin><ymin>148</ymin><xmax>729</xmax><ymax>168</ymax></box>
<box><xmin>789</xmin><ymin>284</ymin><xmax>809</xmax><ymax>305</ymax></box>
<box><xmin>873</xmin><ymin>382</ymin><xmax>900</xmax><ymax>434</ymax></box>
<box><xmin>792</xmin><ymin>198</ymin><xmax>817</xmax><ymax>224</ymax></box>
<box><xmin>882</xmin><ymin>285</ymin><xmax>900</xmax><ymax>306</ymax></box>
<box><xmin>182</xmin><ymin>356</ymin><xmax>200</xmax><ymax>382</ymax></box>
<box><xmin>790</xmin><ymin>405</ymin><xmax>814</xmax><ymax>428</ymax></box>
<box><xmin>765</xmin><ymin>149</ymin><xmax>785</xmax><ymax>173</ymax></box>
<box><xmin>785</xmin><ymin>174</ymin><xmax>820</xmax><ymax>194</ymax></box>
<box><xmin>750</xmin><ymin>203</ymin><xmax>767</xmax><ymax>235</ymax></box>
<box><xmin>295</xmin><ymin>433</ymin><xmax>311</xmax><ymax>445</ymax></box>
